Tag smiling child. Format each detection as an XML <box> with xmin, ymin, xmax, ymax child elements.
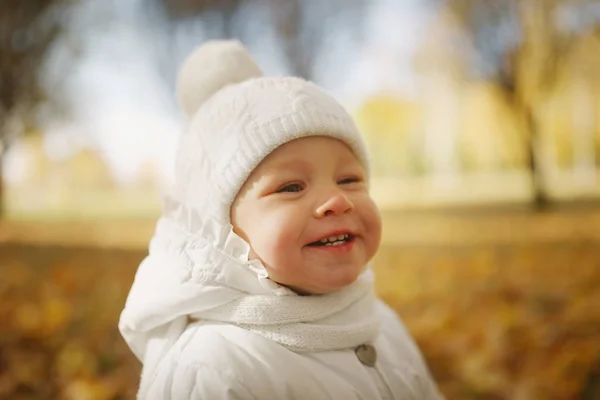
<box><xmin>119</xmin><ymin>40</ymin><xmax>443</xmax><ymax>399</ymax></box>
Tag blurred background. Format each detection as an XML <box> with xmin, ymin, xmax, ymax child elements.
<box><xmin>0</xmin><ymin>0</ymin><xmax>599</xmax><ymax>399</ymax></box>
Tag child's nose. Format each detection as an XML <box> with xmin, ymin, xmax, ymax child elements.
<box><xmin>315</xmin><ymin>192</ymin><xmax>354</xmax><ymax>217</ymax></box>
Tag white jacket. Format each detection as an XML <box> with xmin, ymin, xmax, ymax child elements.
<box><xmin>120</xmin><ymin>202</ymin><xmax>443</xmax><ymax>399</ymax></box>
<box><xmin>145</xmin><ymin>302</ymin><xmax>442</xmax><ymax>400</ymax></box>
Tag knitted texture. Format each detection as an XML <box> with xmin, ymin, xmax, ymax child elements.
<box><xmin>173</xmin><ymin>40</ymin><xmax>369</xmax><ymax>224</ymax></box>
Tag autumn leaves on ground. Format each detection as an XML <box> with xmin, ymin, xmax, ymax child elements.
<box><xmin>1</xmin><ymin>237</ymin><xmax>599</xmax><ymax>399</ymax></box>
<box><xmin>0</xmin><ymin>246</ymin><xmax>141</xmax><ymax>400</ymax></box>
<box><xmin>374</xmin><ymin>243</ymin><xmax>600</xmax><ymax>399</ymax></box>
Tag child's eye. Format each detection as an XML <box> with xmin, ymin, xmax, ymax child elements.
<box><xmin>277</xmin><ymin>183</ymin><xmax>304</xmax><ymax>193</ymax></box>
<box><xmin>338</xmin><ymin>177</ymin><xmax>361</xmax><ymax>185</ymax></box>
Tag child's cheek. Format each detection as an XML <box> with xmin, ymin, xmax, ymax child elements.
<box><xmin>249</xmin><ymin>213</ymin><xmax>293</xmax><ymax>269</ymax></box>
<box><xmin>357</xmin><ymin>196</ymin><xmax>382</xmax><ymax>253</ymax></box>
<box><xmin>268</xmin><ymin>215</ymin><xmax>301</xmax><ymax>265</ymax></box>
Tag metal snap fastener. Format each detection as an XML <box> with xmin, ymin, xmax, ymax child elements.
<box><xmin>355</xmin><ymin>344</ymin><xmax>377</xmax><ymax>367</ymax></box>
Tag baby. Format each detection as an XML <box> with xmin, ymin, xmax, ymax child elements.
<box><xmin>120</xmin><ymin>40</ymin><xmax>443</xmax><ymax>399</ymax></box>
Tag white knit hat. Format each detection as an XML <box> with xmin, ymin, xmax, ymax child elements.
<box><xmin>173</xmin><ymin>40</ymin><xmax>369</xmax><ymax>224</ymax></box>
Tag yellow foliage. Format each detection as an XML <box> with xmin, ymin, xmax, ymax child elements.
<box><xmin>355</xmin><ymin>95</ymin><xmax>421</xmax><ymax>140</ymax></box>
<box><xmin>460</xmin><ymin>82</ymin><xmax>529</xmax><ymax>171</ymax></box>
<box><xmin>354</xmin><ymin>95</ymin><xmax>423</xmax><ymax>176</ymax></box>
<box><xmin>527</xmin><ymin>30</ymin><xmax>600</xmax><ymax>170</ymax></box>
<box><xmin>66</xmin><ymin>149</ymin><xmax>115</xmax><ymax>189</ymax></box>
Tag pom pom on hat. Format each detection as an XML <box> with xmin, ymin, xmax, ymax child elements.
<box><xmin>176</xmin><ymin>40</ymin><xmax>263</xmax><ymax>117</ymax></box>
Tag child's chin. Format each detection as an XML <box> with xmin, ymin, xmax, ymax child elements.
<box><xmin>277</xmin><ymin>267</ymin><xmax>362</xmax><ymax>295</ymax></box>
<box><xmin>286</xmin><ymin>278</ymin><xmax>358</xmax><ymax>295</ymax></box>
<box><xmin>313</xmin><ymin>275</ymin><xmax>361</xmax><ymax>295</ymax></box>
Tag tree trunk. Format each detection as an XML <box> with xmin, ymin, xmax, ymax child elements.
<box><xmin>524</xmin><ymin>108</ymin><xmax>548</xmax><ymax>209</ymax></box>
<box><xmin>0</xmin><ymin>143</ymin><xmax>4</xmax><ymax>217</ymax></box>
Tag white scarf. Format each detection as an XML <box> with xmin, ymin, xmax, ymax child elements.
<box><xmin>119</xmin><ymin>199</ymin><xmax>380</xmax><ymax>395</ymax></box>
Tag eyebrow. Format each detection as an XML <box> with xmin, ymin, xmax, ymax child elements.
<box><xmin>271</xmin><ymin>152</ymin><xmax>361</xmax><ymax>170</ymax></box>
<box><xmin>267</xmin><ymin>158</ymin><xmax>312</xmax><ymax>172</ymax></box>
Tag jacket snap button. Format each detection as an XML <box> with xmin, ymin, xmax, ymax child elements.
<box><xmin>355</xmin><ymin>344</ymin><xmax>377</xmax><ymax>367</ymax></box>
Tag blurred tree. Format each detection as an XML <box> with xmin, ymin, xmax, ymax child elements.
<box><xmin>162</xmin><ymin>0</ymin><xmax>241</xmax><ymax>17</ymax></box>
<box><xmin>158</xmin><ymin>0</ymin><xmax>367</xmax><ymax>79</ymax></box>
<box><xmin>514</xmin><ymin>0</ymin><xmax>600</xmax><ymax>200</ymax></box>
<box><xmin>0</xmin><ymin>0</ymin><xmax>62</xmax><ymax>213</ymax></box>
<box><xmin>444</xmin><ymin>0</ymin><xmax>563</xmax><ymax>206</ymax></box>
<box><xmin>266</xmin><ymin>0</ymin><xmax>367</xmax><ymax>79</ymax></box>
<box><xmin>445</xmin><ymin>0</ymin><xmax>600</xmax><ymax>203</ymax></box>
<box><xmin>160</xmin><ymin>0</ymin><xmax>243</xmax><ymax>36</ymax></box>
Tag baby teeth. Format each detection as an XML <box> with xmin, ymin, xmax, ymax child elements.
<box><xmin>315</xmin><ymin>234</ymin><xmax>351</xmax><ymax>247</ymax></box>
<box><xmin>319</xmin><ymin>234</ymin><xmax>350</xmax><ymax>244</ymax></box>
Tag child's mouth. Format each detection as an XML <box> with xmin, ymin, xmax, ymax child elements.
<box><xmin>308</xmin><ymin>233</ymin><xmax>353</xmax><ymax>247</ymax></box>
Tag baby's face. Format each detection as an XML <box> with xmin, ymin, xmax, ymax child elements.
<box><xmin>231</xmin><ymin>137</ymin><xmax>381</xmax><ymax>295</ymax></box>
